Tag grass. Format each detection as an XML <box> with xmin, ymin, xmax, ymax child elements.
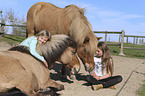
<box><xmin>108</xmin><ymin>42</ymin><xmax>145</xmax><ymax>59</ymax></box>
<box><xmin>136</xmin><ymin>82</ymin><xmax>145</xmax><ymax>96</ymax></box>
<box><xmin>0</xmin><ymin>35</ymin><xmax>26</xmax><ymax>45</ymax></box>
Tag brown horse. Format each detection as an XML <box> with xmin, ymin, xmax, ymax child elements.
<box><xmin>27</xmin><ymin>2</ymin><xmax>98</xmax><ymax>72</ymax></box>
<box><xmin>0</xmin><ymin>35</ymin><xmax>77</xmax><ymax>96</ymax></box>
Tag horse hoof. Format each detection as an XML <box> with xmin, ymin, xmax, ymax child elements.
<box><xmin>58</xmin><ymin>85</ymin><xmax>64</xmax><ymax>91</ymax></box>
<box><xmin>70</xmin><ymin>75</ymin><xmax>76</xmax><ymax>80</ymax></box>
<box><xmin>37</xmin><ymin>87</ymin><xmax>61</xmax><ymax>96</ymax></box>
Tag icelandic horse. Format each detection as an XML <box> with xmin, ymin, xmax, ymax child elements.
<box><xmin>0</xmin><ymin>34</ymin><xmax>77</xmax><ymax>96</ymax></box>
<box><xmin>26</xmin><ymin>2</ymin><xmax>98</xmax><ymax>74</ymax></box>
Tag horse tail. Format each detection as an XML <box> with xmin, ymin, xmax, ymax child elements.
<box><xmin>8</xmin><ymin>46</ymin><xmax>31</xmax><ymax>55</ymax></box>
<box><xmin>27</xmin><ymin>3</ymin><xmax>42</xmax><ymax>37</ymax></box>
<box><xmin>0</xmin><ymin>88</ymin><xmax>27</xmax><ymax>96</ymax></box>
<box><xmin>0</xmin><ymin>83</ymin><xmax>16</xmax><ymax>93</ymax></box>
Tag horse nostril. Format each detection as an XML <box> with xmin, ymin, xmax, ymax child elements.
<box><xmin>72</xmin><ymin>49</ymin><xmax>77</xmax><ymax>54</ymax></box>
<box><xmin>73</xmin><ymin>51</ymin><xmax>76</xmax><ymax>54</ymax></box>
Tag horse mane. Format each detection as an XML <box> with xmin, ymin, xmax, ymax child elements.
<box><xmin>64</xmin><ymin>5</ymin><xmax>97</xmax><ymax>55</ymax></box>
<box><xmin>37</xmin><ymin>34</ymin><xmax>77</xmax><ymax>65</ymax></box>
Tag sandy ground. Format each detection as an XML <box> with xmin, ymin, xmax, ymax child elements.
<box><xmin>0</xmin><ymin>41</ymin><xmax>145</xmax><ymax>96</ymax></box>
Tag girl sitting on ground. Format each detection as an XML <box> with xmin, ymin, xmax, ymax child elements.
<box><xmin>86</xmin><ymin>42</ymin><xmax>122</xmax><ymax>90</ymax></box>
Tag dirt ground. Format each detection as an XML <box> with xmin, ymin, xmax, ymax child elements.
<box><xmin>0</xmin><ymin>41</ymin><xmax>145</xmax><ymax>96</ymax></box>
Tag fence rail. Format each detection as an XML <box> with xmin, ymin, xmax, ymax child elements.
<box><xmin>124</xmin><ymin>35</ymin><xmax>145</xmax><ymax>44</ymax></box>
<box><xmin>124</xmin><ymin>47</ymin><xmax>145</xmax><ymax>50</ymax></box>
<box><xmin>0</xmin><ymin>19</ymin><xmax>26</xmax><ymax>37</ymax></box>
<box><xmin>94</xmin><ymin>30</ymin><xmax>125</xmax><ymax>56</ymax></box>
<box><xmin>4</xmin><ymin>24</ymin><xmax>26</xmax><ymax>27</ymax></box>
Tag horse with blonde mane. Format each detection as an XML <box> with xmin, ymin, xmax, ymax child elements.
<box><xmin>27</xmin><ymin>2</ymin><xmax>98</xmax><ymax>72</ymax></box>
<box><xmin>0</xmin><ymin>34</ymin><xmax>77</xmax><ymax>96</ymax></box>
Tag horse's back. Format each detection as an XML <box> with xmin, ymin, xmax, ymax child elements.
<box><xmin>0</xmin><ymin>51</ymin><xmax>34</xmax><ymax>94</ymax></box>
<box><xmin>27</xmin><ymin>2</ymin><xmax>70</xmax><ymax>36</ymax></box>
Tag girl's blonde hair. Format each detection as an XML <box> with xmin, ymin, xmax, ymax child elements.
<box><xmin>36</xmin><ymin>30</ymin><xmax>51</xmax><ymax>41</ymax></box>
<box><xmin>97</xmin><ymin>42</ymin><xmax>114</xmax><ymax>76</ymax></box>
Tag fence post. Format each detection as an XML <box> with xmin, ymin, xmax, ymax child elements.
<box><xmin>133</xmin><ymin>37</ymin><xmax>135</xmax><ymax>44</ymax></box>
<box><xmin>126</xmin><ymin>37</ymin><xmax>128</xmax><ymax>43</ymax></box>
<box><xmin>119</xmin><ymin>34</ymin><xmax>121</xmax><ymax>42</ymax></box>
<box><xmin>105</xmin><ymin>31</ymin><xmax>107</xmax><ymax>43</ymax></box>
<box><xmin>142</xmin><ymin>39</ymin><xmax>144</xmax><ymax>44</ymax></box>
<box><xmin>1</xmin><ymin>18</ymin><xmax>5</xmax><ymax>36</ymax></box>
<box><xmin>136</xmin><ymin>37</ymin><xmax>138</xmax><ymax>44</ymax></box>
<box><xmin>119</xmin><ymin>30</ymin><xmax>125</xmax><ymax>56</ymax></box>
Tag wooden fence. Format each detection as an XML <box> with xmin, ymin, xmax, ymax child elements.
<box><xmin>94</xmin><ymin>30</ymin><xmax>125</xmax><ymax>56</ymax></box>
<box><xmin>124</xmin><ymin>35</ymin><xmax>145</xmax><ymax>44</ymax></box>
<box><xmin>0</xmin><ymin>19</ymin><xmax>26</xmax><ymax>36</ymax></box>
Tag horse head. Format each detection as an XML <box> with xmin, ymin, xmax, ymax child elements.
<box><xmin>37</xmin><ymin>34</ymin><xmax>78</xmax><ymax>69</ymax></box>
<box><xmin>76</xmin><ymin>36</ymin><xmax>97</xmax><ymax>72</ymax></box>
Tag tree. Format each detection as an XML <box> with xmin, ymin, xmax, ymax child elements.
<box><xmin>0</xmin><ymin>8</ymin><xmax>26</xmax><ymax>35</ymax></box>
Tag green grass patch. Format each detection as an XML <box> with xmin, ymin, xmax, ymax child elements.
<box><xmin>137</xmin><ymin>82</ymin><xmax>145</xmax><ymax>96</ymax></box>
<box><xmin>0</xmin><ymin>35</ymin><xmax>26</xmax><ymax>45</ymax></box>
<box><xmin>108</xmin><ymin>42</ymin><xmax>145</xmax><ymax>59</ymax></box>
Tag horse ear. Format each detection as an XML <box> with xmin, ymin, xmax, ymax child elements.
<box><xmin>96</xmin><ymin>37</ymin><xmax>102</xmax><ymax>41</ymax></box>
<box><xmin>83</xmin><ymin>36</ymin><xmax>90</xmax><ymax>45</ymax></box>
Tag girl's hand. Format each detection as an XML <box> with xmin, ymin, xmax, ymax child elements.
<box><xmin>91</xmin><ymin>72</ymin><xmax>100</xmax><ymax>80</ymax></box>
<box><xmin>44</xmin><ymin>60</ymin><xmax>48</xmax><ymax>68</ymax></box>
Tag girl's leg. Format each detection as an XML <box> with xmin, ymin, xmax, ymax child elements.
<box><xmin>86</xmin><ymin>75</ymin><xmax>104</xmax><ymax>90</ymax></box>
<box><xmin>100</xmin><ymin>75</ymin><xmax>123</xmax><ymax>88</ymax></box>
<box><xmin>85</xmin><ymin>75</ymin><xmax>104</xmax><ymax>85</ymax></box>
<box><xmin>86</xmin><ymin>75</ymin><xmax>122</xmax><ymax>87</ymax></box>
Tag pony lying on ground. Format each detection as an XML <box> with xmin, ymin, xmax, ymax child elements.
<box><xmin>0</xmin><ymin>35</ymin><xmax>77</xmax><ymax>96</ymax></box>
<box><xmin>26</xmin><ymin>2</ymin><xmax>98</xmax><ymax>73</ymax></box>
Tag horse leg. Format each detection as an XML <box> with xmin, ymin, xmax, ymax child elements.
<box><xmin>68</xmin><ymin>54</ymin><xmax>81</xmax><ymax>80</ymax></box>
<box><xmin>61</xmin><ymin>64</ymin><xmax>67</xmax><ymax>79</ymax></box>
<box><xmin>69</xmin><ymin>67</ymin><xmax>76</xmax><ymax>80</ymax></box>
<box><xmin>36</xmin><ymin>87</ymin><xmax>60</xmax><ymax>96</ymax></box>
<box><xmin>43</xmin><ymin>79</ymin><xmax>64</xmax><ymax>91</ymax></box>
<box><xmin>64</xmin><ymin>63</ymin><xmax>80</xmax><ymax>80</ymax></box>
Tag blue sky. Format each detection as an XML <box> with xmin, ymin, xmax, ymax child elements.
<box><xmin>0</xmin><ymin>0</ymin><xmax>145</xmax><ymax>42</ymax></box>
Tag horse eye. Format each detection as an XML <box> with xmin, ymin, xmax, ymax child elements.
<box><xmin>69</xmin><ymin>40</ymin><xmax>73</xmax><ymax>46</ymax></box>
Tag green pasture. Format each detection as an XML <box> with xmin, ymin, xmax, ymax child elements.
<box><xmin>108</xmin><ymin>42</ymin><xmax>145</xmax><ymax>59</ymax></box>
<box><xmin>0</xmin><ymin>35</ymin><xmax>25</xmax><ymax>45</ymax></box>
<box><xmin>137</xmin><ymin>82</ymin><xmax>145</xmax><ymax>96</ymax></box>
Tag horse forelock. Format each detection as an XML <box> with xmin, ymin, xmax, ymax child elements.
<box><xmin>86</xmin><ymin>34</ymin><xmax>98</xmax><ymax>55</ymax></box>
<box><xmin>37</xmin><ymin>35</ymin><xmax>75</xmax><ymax>64</ymax></box>
<box><xmin>64</xmin><ymin>5</ymin><xmax>97</xmax><ymax>55</ymax></box>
